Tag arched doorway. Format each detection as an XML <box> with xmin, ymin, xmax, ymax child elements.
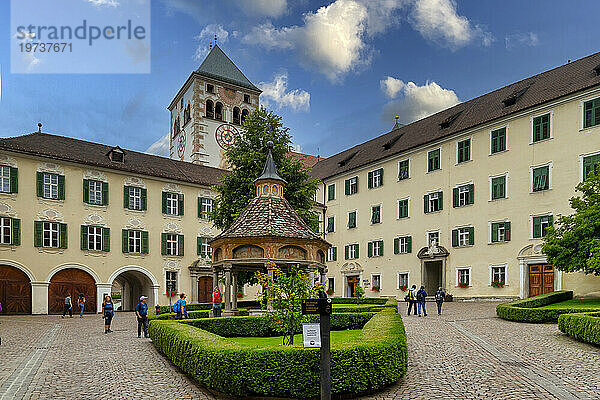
<box><xmin>49</xmin><ymin>268</ymin><xmax>96</xmax><ymax>314</ymax></box>
<box><xmin>110</xmin><ymin>268</ymin><xmax>156</xmax><ymax>311</ymax></box>
<box><xmin>0</xmin><ymin>266</ymin><xmax>32</xmax><ymax>314</ymax></box>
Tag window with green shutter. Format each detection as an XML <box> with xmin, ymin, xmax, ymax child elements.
<box><xmin>0</xmin><ymin>217</ymin><xmax>19</xmax><ymax>245</ymax></box>
<box><xmin>491</xmin><ymin>221</ymin><xmax>511</xmax><ymax>243</ymax></box>
<box><xmin>368</xmin><ymin>240</ymin><xmax>383</xmax><ymax>257</ymax></box>
<box><xmin>457</xmin><ymin>139</ymin><xmax>471</xmax><ymax>163</ymax></box>
<box><xmin>83</xmin><ymin>180</ymin><xmax>107</xmax><ymax>205</ymax></box>
<box><xmin>124</xmin><ymin>186</ymin><xmax>146</xmax><ymax>210</ymax></box>
<box><xmin>347</xmin><ymin>211</ymin><xmax>356</xmax><ymax>229</ymax></box>
<box><xmin>38</xmin><ymin>173</ymin><xmax>64</xmax><ymax>200</ymax></box>
<box><xmin>583</xmin><ymin>154</ymin><xmax>600</xmax><ymax>181</ymax></box>
<box><xmin>0</xmin><ymin>166</ymin><xmax>17</xmax><ymax>194</ymax></box>
<box><xmin>424</xmin><ymin>191</ymin><xmax>443</xmax><ymax>213</ymax></box>
<box><xmin>490</xmin><ymin>127</ymin><xmax>506</xmax><ymax>154</ymax></box>
<box><xmin>326</xmin><ymin>216</ymin><xmax>335</xmax><ymax>233</ymax></box>
<box><xmin>398</xmin><ymin>160</ymin><xmax>409</xmax><ymax>180</ymax></box>
<box><xmin>163</xmin><ymin>192</ymin><xmax>183</xmax><ymax>215</ymax></box>
<box><xmin>584</xmin><ymin>97</ymin><xmax>600</xmax><ymax>128</ymax></box>
<box><xmin>36</xmin><ymin>221</ymin><xmax>65</xmax><ymax>248</ymax></box>
<box><xmin>533</xmin><ymin>113</ymin><xmax>551</xmax><ymax>142</ymax></box>
<box><xmin>397</xmin><ymin>199</ymin><xmax>409</xmax><ymax>219</ymax></box>
<box><xmin>327</xmin><ymin>184</ymin><xmax>336</xmax><ymax>201</ymax></box>
<box><xmin>197</xmin><ymin>236</ymin><xmax>212</xmax><ymax>258</ymax></box>
<box><xmin>532</xmin><ymin>166</ymin><xmax>550</xmax><ymax>192</ymax></box>
<box><xmin>371</xmin><ymin>205</ymin><xmax>381</xmax><ymax>224</ymax></box>
<box><xmin>368</xmin><ymin>169</ymin><xmax>383</xmax><ymax>189</ymax></box>
<box><xmin>394</xmin><ymin>236</ymin><xmax>411</xmax><ymax>254</ymax></box>
<box><xmin>533</xmin><ymin>215</ymin><xmax>553</xmax><ymax>238</ymax></box>
<box><xmin>452</xmin><ymin>227</ymin><xmax>473</xmax><ymax>247</ymax></box>
<box><xmin>428</xmin><ymin>149</ymin><xmax>440</xmax><ymax>172</ymax></box>
<box><xmin>345</xmin><ymin>243</ymin><xmax>359</xmax><ymax>259</ymax></box>
<box><xmin>491</xmin><ymin>176</ymin><xmax>506</xmax><ymax>200</ymax></box>
<box><xmin>327</xmin><ymin>246</ymin><xmax>337</xmax><ymax>261</ymax></box>
<box><xmin>453</xmin><ymin>184</ymin><xmax>474</xmax><ymax>207</ymax></box>
<box><xmin>345</xmin><ymin>177</ymin><xmax>358</xmax><ymax>195</ymax></box>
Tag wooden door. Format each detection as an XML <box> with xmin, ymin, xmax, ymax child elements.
<box><xmin>347</xmin><ymin>276</ymin><xmax>358</xmax><ymax>297</ymax></box>
<box><xmin>0</xmin><ymin>266</ymin><xmax>32</xmax><ymax>314</ymax></box>
<box><xmin>197</xmin><ymin>277</ymin><xmax>213</xmax><ymax>303</ymax></box>
<box><xmin>542</xmin><ymin>265</ymin><xmax>555</xmax><ymax>294</ymax></box>
<box><xmin>529</xmin><ymin>264</ymin><xmax>554</xmax><ymax>297</ymax></box>
<box><xmin>49</xmin><ymin>268</ymin><xmax>96</xmax><ymax>314</ymax></box>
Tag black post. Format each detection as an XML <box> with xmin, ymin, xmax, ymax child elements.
<box><xmin>320</xmin><ymin>312</ymin><xmax>331</xmax><ymax>400</ymax></box>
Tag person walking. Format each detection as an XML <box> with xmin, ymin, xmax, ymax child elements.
<box><xmin>135</xmin><ymin>296</ymin><xmax>149</xmax><ymax>338</ymax></box>
<box><xmin>102</xmin><ymin>295</ymin><xmax>115</xmax><ymax>334</ymax></box>
<box><xmin>417</xmin><ymin>286</ymin><xmax>428</xmax><ymax>317</ymax></box>
<box><xmin>78</xmin><ymin>294</ymin><xmax>86</xmax><ymax>318</ymax></box>
<box><xmin>406</xmin><ymin>285</ymin><xmax>417</xmax><ymax>316</ymax></box>
<box><xmin>435</xmin><ymin>287</ymin><xmax>446</xmax><ymax>315</ymax></box>
<box><xmin>175</xmin><ymin>293</ymin><xmax>188</xmax><ymax>319</ymax></box>
<box><xmin>62</xmin><ymin>295</ymin><xmax>73</xmax><ymax>318</ymax></box>
<box><xmin>212</xmin><ymin>287</ymin><xmax>222</xmax><ymax>317</ymax></box>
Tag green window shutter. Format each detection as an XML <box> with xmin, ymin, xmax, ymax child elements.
<box><xmin>178</xmin><ymin>235</ymin><xmax>184</xmax><ymax>256</ymax></box>
<box><xmin>197</xmin><ymin>198</ymin><xmax>201</xmax><ymax>218</ymax></box>
<box><xmin>379</xmin><ymin>169</ymin><xmax>384</xmax><ymax>183</ymax></box>
<box><xmin>468</xmin><ymin>184</ymin><xmax>474</xmax><ymax>205</ymax></box>
<box><xmin>36</xmin><ymin>172</ymin><xmax>44</xmax><ymax>197</ymax></box>
<box><xmin>332</xmin><ymin>247</ymin><xmax>337</xmax><ymax>261</ymax></box>
<box><xmin>394</xmin><ymin>237</ymin><xmax>399</xmax><ymax>254</ymax></box>
<box><xmin>162</xmin><ymin>192</ymin><xmax>168</xmax><ymax>214</ymax></box>
<box><xmin>367</xmin><ymin>241</ymin><xmax>373</xmax><ymax>258</ymax></box>
<box><xmin>344</xmin><ymin>179</ymin><xmax>350</xmax><ymax>195</ymax></box>
<box><xmin>102</xmin><ymin>182</ymin><xmax>109</xmax><ymax>205</ymax></box>
<box><xmin>583</xmin><ymin>155</ymin><xmax>600</xmax><ymax>181</ymax></box>
<box><xmin>505</xmin><ymin>222</ymin><xmax>511</xmax><ymax>241</ymax></box>
<box><xmin>354</xmin><ymin>244</ymin><xmax>359</xmax><ymax>258</ymax></box>
<box><xmin>102</xmin><ymin>227</ymin><xmax>110</xmax><ymax>252</ymax></box>
<box><xmin>438</xmin><ymin>191</ymin><xmax>443</xmax><ymax>210</ymax></box>
<box><xmin>197</xmin><ymin>236</ymin><xmax>202</xmax><ymax>255</ymax></box>
<box><xmin>58</xmin><ymin>175</ymin><xmax>65</xmax><ymax>200</ymax></box>
<box><xmin>407</xmin><ymin>236</ymin><xmax>412</xmax><ymax>253</ymax></box>
<box><xmin>9</xmin><ymin>167</ymin><xmax>18</xmax><ymax>194</ymax></box>
<box><xmin>123</xmin><ymin>186</ymin><xmax>130</xmax><ymax>208</ymax></box>
<box><xmin>59</xmin><ymin>223</ymin><xmax>68</xmax><ymax>249</ymax></box>
<box><xmin>81</xmin><ymin>225</ymin><xmax>88</xmax><ymax>250</ymax></box>
<box><xmin>328</xmin><ymin>185</ymin><xmax>335</xmax><ymax>201</ymax></box>
<box><xmin>533</xmin><ymin>216</ymin><xmax>541</xmax><ymax>238</ymax></box>
<box><xmin>141</xmin><ymin>188</ymin><xmax>147</xmax><ymax>211</ymax></box>
<box><xmin>452</xmin><ymin>229</ymin><xmax>458</xmax><ymax>247</ymax></box>
<box><xmin>379</xmin><ymin>240</ymin><xmax>384</xmax><ymax>256</ymax></box>
<box><xmin>367</xmin><ymin>172</ymin><xmax>373</xmax><ymax>189</ymax></box>
<box><xmin>424</xmin><ymin>195</ymin><xmax>429</xmax><ymax>213</ymax></box>
<box><xmin>11</xmin><ymin>218</ymin><xmax>20</xmax><ymax>246</ymax></box>
<box><xmin>161</xmin><ymin>233</ymin><xmax>167</xmax><ymax>255</ymax></box>
<box><xmin>491</xmin><ymin>223</ymin><xmax>499</xmax><ymax>242</ymax></box>
<box><xmin>122</xmin><ymin>229</ymin><xmax>129</xmax><ymax>253</ymax></box>
<box><xmin>34</xmin><ymin>221</ymin><xmax>43</xmax><ymax>247</ymax></box>
<box><xmin>83</xmin><ymin>180</ymin><xmax>90</xmax><ymax>203</ymax></box>
<box><xmin>345</xmin><ymin>245</ymin><xmax>349</xmax><ymax>260</ymax></box>
<box><xmin>548</xmin><ymin>215</ymin><xmax>553</xmax><ymax>228</ymax></box>
<box><xmin>533</xmin><ymin>116</ymin><xmax>541</xmax><ymax>141</ymax></box>
<box><xmin>178</xmin><ymin>194</ymin><xmax>184</xmax><ymax>216</ymax></box>
<box><xmin>468</xmin><ymin>227</ymin><xmax>475</xmax><ymax>245</ymax></box>
<box><xmin>453</xmin><ymin>188</ymin><xmax>459</xmax><ymax>207</ymax></box>
<box><xmin>141</xmin><ymin>231</ymin><xmax>149</xmax><ymax>254</ymax></box>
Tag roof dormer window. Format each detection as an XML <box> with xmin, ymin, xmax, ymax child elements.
<box><xmin>502</xmin><ymin>85</ymin><xmax>530</xmax><ymax>107</ymax></box>
<box><xmin>439</xmin><ymin>111</ymin><xmax>463</xmax><ymax>129</ymax></box>
<box><xmin>107</xmin><ymin>147</ymin><xmax>125</xmax><ymax>163</ymax></box>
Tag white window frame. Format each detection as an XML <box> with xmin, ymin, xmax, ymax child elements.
<box><xmin>347</xmin><ymin>176</ymin><xmax>358</xmax><ymax>195</ymax></box>
<box><xmin>457</xmin><ymin>184</ymin><xmax>470</xmax><ymax>207</ymax></box>
<box><xmin>199</xmin><ymin>197</ymin><xmax>213</xmax><ymax>219</ymax></box>
<box><xmin>530</xmin><ymin>162</ymin><xmax>553</xmax><ymax>193</ymax></box>
<box><xmin>489</xmin><ymin>173</ymin><xmax>509</xmax><ymax>201</ymax></box>
<box><xmin>370</xmin><ymin>168</ymin><xmax>383</xmax><ymax>188</ymax></box>
<box><xmin>397</xmin><ymin>197</ymin><xmax>410</xmax><ymax>219</ymax></box>
<box><xmin>0</xmin><ymin>166</ymin><xmax>10</xmax><ymax>193</ymax></box>
<box><xmin>0</xmin><ymin>217</ymin><xmax>12</xmax><ymax>244</ymax></box>
<box><xmin>347</xmin><ymin>210</ymin><xmax>357</xmax><ymax>229</ymax></box>
<box><xmin>456</xmin><ymin>136</ymin><xmax>472</xmax><ymax>164</ymax></box>
<box><xmin>489</xmin><ymin>264</ymin><xmax>507</xmax><ymax>286</ymax></box>
<box><xmin>489</xmin><ymin>124</ymin><xmax>509</xmax><ymax>155</ymax></box>
<box><xmin>326</xmin><ymin>215</ymin><xmax>336</xmax><ymax>233</ymax></box>
<box><xmin>371</xmin><ymin>204</ymin><xmax>382</xmax><ymax>225</ymax></box>
<box><xmin>43</xmin><ymin>221</ymin><xmax>59</xmax><ymax>248</ymax></box>
<box><xmin>530</xmin><ymin>110</ymin><xmax>554</xmax><ymax>144</ymax></box>
<box><xmin>427</xmin><ymin>191</ymin><xmax>440</xmax><ymax>213</ymax></box>
<box><xmin>457</xmin><ymin>226</ymin><xmax>471</xmax><ymax>247</ymax></box>
<box><xmin>165</xmin><ymin>270</ymin><xmax>179</xmax><ymax>293</ymax></box>
<box><xmin>580</xmin><ymin>96</ymin><xmax>600</xmax><ymax>131</ymax></box>
<box><xmin>578</xmin><ymin>151</ymin><xmax>600</xmax><ymax>182</ymax></box>
<box><xmin>397</xmin><ymin>158</ymin><xmax>410</xmax><ymax>181</ymax></box>
<box><xmin>347</xmin><ymin>243</ymin><xmax>359</xmax><ymax>259</ymax></box>
<box><xmin>128</xmin><ymin>186</ymin><xmax>142</xmax><ymax>210</ymax></box>
<box><xmin>327</xmin><ymin>246</ymin><xmax>336</xmax><ymax>262</ymax></box>
<box><xmin>371</xmin><ymin>273</ymin><xmax>382</xmax><ymax>289</ymax></box>
<box><xmin>327</xmin><ymin>277</ymin><xmax>335</xmax><ymax>292</ymax></box>
<box><xmin>87</xmin><ymin>226</ymin><xmax>103</xmax><ymax>251</ymax></box>
<box><xmin>529</xmin><ymin>213</ymin><xmax>553</xmax><ymax>239</ymax></box>
<box><xmin>166</xmin><ymin>193</ymin><xmax>179</xmax><ymax>215</ymax></box>
<box><xmin>488</xmin><ymin>219</ymin><xmax>510</xmax><ymax>244</ymax></box>
<box><xmin>397</xmin><ymin>272</ymin><xmax>410</xmax><ymax>290</ymax></box>
<box><xmin>426</xmin><ymin>230</ymin><xmax>440</xmax><ymax>246</ymax></box>
<box><xmin>128</xmin><ymin>230</ymin><xmax>142</xmax><ymax>253</ymax></box>
<box><xmin>43</xmin><ymin>173</ymin><xmax>59</xmax><ymax>200</ymax></box>
<box><xmin>427</xmin><ymin>147</ymin><xmax>442</xmax><ymax>173</ymax></box>
<box><xmin>371</xmin><ymin>240</ymin><xmax>383</xmax><ymax>257</ymax></box>
<box><xmin>88</xmin><ymin>180</ymin><xmax>103</xmax><ymax>205</ymax></box>
<box><xmin>166</xmin><ymin>233</ymin><xmax>179</xmax><ymax>256</ymax></box>
<box><xmin>456</xmin><ymin>267</ymin><xmax>472</xmax><ymax>287</ymax></box>
<box><xmin>397</xmin><ymin>236</ymin><xmax>410</xmax><ymax>254</ymax></box>
<box><xmin>200</xmin><ymin>237</ymin><xmax>212</xmax><ymax>259</ymax></box>
<box><xmin>327</xmin><ymin>183</ymin><xmax>336</xmax><ymax>201</ymax></box>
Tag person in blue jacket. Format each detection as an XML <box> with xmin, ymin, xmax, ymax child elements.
<box><xmin>136</xmin><ymin>296</ymin><xmax>149</xmax><ymax>338</ymax></box>
<box><xmin>102</xmin><ymin>295</ymin><xmax>115</xmax><ymax>333</ymax></box>
<box><xmin>417</xmin><ymin>286</ymin><xmax>428</xmax><ymax>317</ymax></box>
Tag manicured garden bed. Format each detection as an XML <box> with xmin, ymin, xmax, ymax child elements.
<box><xmin>149</xmin><ymin>300</ymin><xmax>407</xmax><ymax>398</ymax></box>
<box><xmin>558</xmin><ymin>311</ymin><xmax>600</xmax><ymax>346</ymax></box>
<box><xmin>229</xmin><ymin>329</ymin><xmax>363</xmax><ymax>347</ymax></box>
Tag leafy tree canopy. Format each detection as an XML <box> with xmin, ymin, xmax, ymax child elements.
<box><xmin>543</xmin><ymin>171</ymin><xmax>600</xmax><ymax>275</ymax></box>
<box><xmin>210</xmin><ymin>107</ymin><xmax>319</xmax><ymax>232</ymax></box>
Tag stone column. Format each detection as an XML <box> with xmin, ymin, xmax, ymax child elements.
<box><xmin>30</xmin><ymin>282</ymin><xmax>49</xmax><ymax>315</ymax></box>
<box><xmin>232</xmin><ymin>271</ymin><xmax>238</xmax><ymax>311</ymax></box>
<box><xmin>213</xmin><ymin>270</ymin><xmax>219</xmax><ymax>291</ymax></box>
<box><xmin>152</xmin><ymin>285</ymin><xmax>161</xmax><ymax>308</ymax></box>
<box><xmin>223</xmin><ymin>264</ymin><xmax>232</xmax><ymax>315</ymax></box>
<box><xmin>190</xmin><ymin>272</ymin><xmax>198</xmax><ymax>303</ymax></box>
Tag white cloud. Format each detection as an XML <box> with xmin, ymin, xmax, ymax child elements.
<box><xmin>87</xmin><ymin>0</ymin><xmax>119</xmax><ymax>7</ymax></box>
<box><xmin>194</xmin><ymin>24</ymin><xmax>229</xmax><ymax>61</ymax></box>
<box><xmin>410</xmin><ymin>0</ymin><xmax>492</xmax><ymax>48</ymax></box>
<box><xmin>259</xmin><ymin>72</ymin><xmax>310</xmax><ymax>112</ymax></box>
<box><xmin>238</xmin><ymin>0</ymin><xmax>288</xmax><ymax>18</ymax></box>
<box><xmin>146</xmin><ymin>133</ymin><xmax>170</xmax><ymax>157</ymax></box>
<box><xmin>505</xmin><ymin>32</ymin><xmax>539</xmax><ymax>49</ymax></box>
<box><xmin>380</xmin><ymin>78</ymin><xmax>460</xmax><ymax>124</ymax></box>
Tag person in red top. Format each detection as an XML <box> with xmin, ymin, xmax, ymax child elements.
<box><xmin>212</xmin><ymin>287</ymin><xmax>222</xmax><ymax>317</ymax></box>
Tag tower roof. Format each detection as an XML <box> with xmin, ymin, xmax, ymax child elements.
<box><xmin>196</xmin><ymin>44</ymin><xmax>260</xmax><ymax>92</ymax></box>
<box><xmin>254</xmin><ymin>141</ymin><xmax>287</xmax><ymax>184</ymax></box>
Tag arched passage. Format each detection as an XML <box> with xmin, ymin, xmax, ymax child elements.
<box><xmin>48</xmin><ymin>268</ymin><xmax>97</xmax><ymax>314</ymax></box>
<box><xmin>0</xmin><ymin>265</ymin><xmax>32</xmax><ymax>314</ymax></box>
<box><xmin>109</xmin><ymin>267</ymin><xmax>157</xmax><ymax>311</ymax></box>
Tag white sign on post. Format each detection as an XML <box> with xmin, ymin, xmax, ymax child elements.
<box><xmin>302</xmin><ymin>323</ymin><xmax>321</xmax><ymax>348</ymax></box>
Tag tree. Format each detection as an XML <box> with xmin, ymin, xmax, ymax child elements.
<box><xmin>543</xmin><ymin>170</ymin><xmax>600</xmax><ymax>275</ymax></box>
<box><xmin>255</xmin><ymin>264</ymin><xmax>318</xmax><ymax>345</ymax></box>
<box><xmin>210</xmin><ymin>107</ymin><xmax>319</xmax><ymax>231</ymax></box>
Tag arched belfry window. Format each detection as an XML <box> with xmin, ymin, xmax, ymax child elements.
<box><xmin>241</xmin><ymin>109</ymin><xmax>249</xmax><ymax>123</ymax></box>
<box><xmin>233</xmin><ymin>107</ymin><xmax>241</xmax><ymax>125</ymax></box>
<box><xmin>206</xmin><ymin>100</ymin><xmax>214</xmax><ymax>119</ymax></box>
<box><xmin>215</xmin><ymin>102</ymin><xmax>224</xmax><ymax>121</ymax></box>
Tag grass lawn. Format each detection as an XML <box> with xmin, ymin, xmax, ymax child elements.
<box><xmin>228</xmin><ymin>329</ymin><xmax>363</xmax><ymax>347</ymax></box>
<box><xmin>539</xmin><ymin>299</ymin><xmax>600</xmax><ymax>309</ymax></box>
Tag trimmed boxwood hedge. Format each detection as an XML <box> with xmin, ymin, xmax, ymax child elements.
<box><xmin>331</xmin><ymin>297</ymin><xmax>389</xmax><ymax>305</ymax></box>
<box><xmin>558</xmin><ymin>312</ymin><xmax>600</xmax><ymax>346</ymax></box>
<box><xmin>149</xmin><ymin>305</ymin><xmax>407</xmax><ymax>398</ymax></box>
<box><xmin>496</xmin><ymin>291</ymin><xmax>574</xmax><ymax>323</ymax></box>
<box><xmin>149</xmin><ymin>309</ymin><xmax>251</xmax><ymax>321</ymax></box>
<box><xmin>157</xmin><ymin>300</ymin><xmax>260</xmax><ymax>314</ymax></box>
<box><xmin>332</xmin><ymin>305</ymin><xmax>385</xmax><ymax>313</ymax></box>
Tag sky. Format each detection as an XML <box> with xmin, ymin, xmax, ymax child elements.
<box><xmin>1</xmin><ymin>0</ymin><xmax>599</xmax><ymax>159</ymax></box>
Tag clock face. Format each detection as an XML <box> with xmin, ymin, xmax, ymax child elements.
<box><xmin>177</xmin><ymin>134</ymin><xmax>186</xmax><ymax>159</ymax></box>
<box><xmin>215</xmin><ymin>124</ymin><xmax>238</xmax><ymax>149</ymax></box>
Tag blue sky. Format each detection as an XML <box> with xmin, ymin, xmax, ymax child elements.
<box><xmin>1</xmin><ymin>0</ymin><xmax>599</xmax><ymax>158</ymax></box>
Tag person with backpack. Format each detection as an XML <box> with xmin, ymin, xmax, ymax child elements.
<box><xmin>435</xmin><ymin>287</ymin><xmax>446</xmax><ymax>315</ymax></box>
<box><xmin>417</xmin><ymin>286</ymin><xmax>428</xmax><ymax>317</ymax></box>
<box><xmin>62</xmin><ymin>295</ymin><xmax>73</xmax><ymax>318</ymax></box>
<box><xmin>135</xmin><ymin>296</ymin><xmax>149</xmax><ymax>338</ymax></box>
<box><xmin>173</xmin><ymin>293</ymin><xmax>188</xmax><ymax>319</ymax></box>
<box><xmin>78</xmin><ymin>294</ymin><xmax>86</xmax><ymax>318</ymax></box>
<box><xmin>212</xmin><ymin>287</ymin><xmax>222</xmax><ymax>317</ymax></box>
<box><xmin>102</xmin><ymin>295</ymin><xmax>115</xmax><ymax>333</ymax></box>
<box><xmin>406</xmin><ymin>285</ymin><xmax>417</xmax><ymax>316</ymax></box>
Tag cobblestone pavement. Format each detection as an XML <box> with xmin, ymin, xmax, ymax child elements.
<box><xmin>1</xmin><ymin>302</ymin><xmax>599</xmax><ymax>399</ymax></box>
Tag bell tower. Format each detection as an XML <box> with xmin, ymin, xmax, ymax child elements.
<box><xmin>167</xmin><ymin>44</ymin><xmax>261</xmax><ymax>169</ymax></box>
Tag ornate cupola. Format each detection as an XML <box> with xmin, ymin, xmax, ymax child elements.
<box><xmin>254</xmin><ymin>141</ymin><xmax>286</xmax><ymax>198</ymax></box>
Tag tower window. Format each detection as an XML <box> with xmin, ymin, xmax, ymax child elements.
<box><xmin>233</xmin><ymin>107</ymin><xmax>241</xmax><ymax>125</ymax></box>
<box><xmin>206</xmin><ymin>100</ymin><xmax>214</xmax><ymax>119</ymax></box>
<box><xmin>215</xmin><ymin>102</ymin><xmax>223</xmax><ymax>121</ymax></box>
<box><xmin>244</xmin><ymin>94</ymin><xmax>250</xmax><ymax>104</ymax></box>
<box><xmin>206</xmin><ymin>84</ymin><xmax>214</xmax><ymax>94</ymax></box>
<box><xmin>241</xmin><ymin>109</ymin><xmax>249</xmax><ymax>123</ymax></box>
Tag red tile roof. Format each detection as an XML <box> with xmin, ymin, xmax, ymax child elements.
<box><xmin>287</xmin><ymin>151</ymin><xmax>321</xmax><ymax>169</ymax></box>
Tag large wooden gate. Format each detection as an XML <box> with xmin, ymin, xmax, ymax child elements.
<box><xmin>49</xmin><ymin>268</ymin><xmax>96</xmax><ymax>314</ymax></box>
<box><xmin>529</xmin><ymin>264</ymin><xmax>554</xmax><ymax>297</ymax></box>
<box><xmin>0</xmin><ymin>266</ymin><xmax>31</xmax><ymax>314</ymax></box>
<box><xmin>197</xmin><ymin>276</ymin><xmax>213</xmax><ymax>303</ymax></box>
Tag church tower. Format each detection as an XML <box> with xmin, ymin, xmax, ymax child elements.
<box><xmin>167</xmin><ymin>44</ymin><xmax>261</xmax><ymax>168</ymax></box>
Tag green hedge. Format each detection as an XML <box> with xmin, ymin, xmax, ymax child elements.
<box><xmin>332</xmin><ymin>305</ymin><xmax>384</xmax><ymax>313</ymax></box>
<box><xmin>331</xmin><ymin>297</ymin><xmax>389</xmax><ymax>305</ymax></box>
<box><xmin>149</xmin><ymin>304</ymin><xmax>406</xmax><ymax>398</ymax></box>
<box><xmin>496</xmin><ymin>291</ymin><xmax>574</xmax><ymax>323</ymax></box>
<box><xmin>558</xmin><ymin>312</ymin><xmax>600</xmax><ymax>346</ymax></box>
<box><xmin>157</xmin><ymin>300</ymin><xmax>260</xmax><ymax>314</ymax></box>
